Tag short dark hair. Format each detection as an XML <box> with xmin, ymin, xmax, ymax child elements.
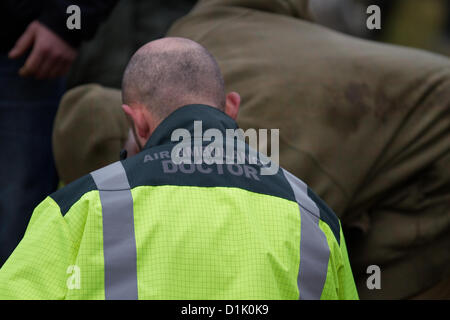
<box><xmin>122</xmin><ymin>38</ymin><xmax>226</xmax><ymax>120</ymax></box>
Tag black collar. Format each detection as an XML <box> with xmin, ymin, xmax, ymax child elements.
<box><xmin>143</xmin><ymin>104</ymin><xmax>239</xmax><ymax>150</ymax></box>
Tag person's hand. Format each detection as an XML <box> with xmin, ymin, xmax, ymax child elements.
<box><xmin>8</xmin><ymin>21</ymin><xmax>78</xmax><ymax>79</ymax></box>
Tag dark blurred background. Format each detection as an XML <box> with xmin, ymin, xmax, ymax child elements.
<box><xmin>68</xmin><ymin>0</ymin><xmax>450</xmax><ymax>89</ymax></box>
<box><xmin>310</xmin><ymin>0</ymin><xmax>450</xmax><ymax>54</ymax></box>
<box><xmin>67</xmin><ymin>0</ymin><xmax>197</xmax><ymax>89</ymax></box>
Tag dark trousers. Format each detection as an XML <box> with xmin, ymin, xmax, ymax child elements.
<box><xmin>0</xmin><ymin>53</ymin><xmax>65</xmax><ymax>266</ymax></box>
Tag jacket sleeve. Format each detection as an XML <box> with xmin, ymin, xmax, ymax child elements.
<box><xmin>319</xmin><ymin>220</ymin><xmax>359</xmax><ymax>300</ymax></box>
<box><xmin>0</xmin><ymin>197</ymin><xmax>75</xmax><ymax>300</ymax></box>
<box><xmin>38</xmin><ymin>0</ymin><xmax>119</xmax><ymax>48</ymax></box>
<box><xmin>336</xmin><ymin>226</ymin><xmax>359</xmax><ymax>300</ymax></box>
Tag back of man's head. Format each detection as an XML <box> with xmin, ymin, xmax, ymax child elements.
<box><xmin>122</xmin><ymin>37</ymin><xmax>226</xmax><ymax>121</ymax></box>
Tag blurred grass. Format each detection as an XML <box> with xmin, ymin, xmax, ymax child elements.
<box><xmin>382</xmin><ymin>0</ymin><xmax>449</xmax><ymax>55</ymax></box>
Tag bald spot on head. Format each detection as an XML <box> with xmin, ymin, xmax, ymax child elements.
<box><xmin>122</xmin><ymin>37</ymin><xmax>226</xmax><ymax>121</ymax></box>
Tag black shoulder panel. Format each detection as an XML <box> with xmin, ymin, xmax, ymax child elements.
<box><xmin>122</xmin><ymin>144</ymin><xmax>297</xmax><ymax>204</ymax></box>
<box><xmin>307</xmin><ymin>188</ymin><xmax>341</xmax><ymax>244</ymax></box>
<box><xmin>50</xmin><ymin>174</ymin><xmax>97</xmax><ymax>216</ymax></box>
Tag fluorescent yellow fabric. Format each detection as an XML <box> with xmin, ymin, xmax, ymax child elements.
<box><xmin>0</xmin><ymin>197</ymin><xmax>73</xmax><ymax>299</ymax></box>
<box><xmin>133</xmin><ymin>186</ymin><xmax>300</xmax><ymax>299</ymax></box>
<box><xmin>0</xmin><ymin>185</ymin><xmax>357</xmax><ymax>299</ymax></box>
<box><xmin>319</xmin><ymin>220</ymin><xmax>359</xmax><ymax>300</ymax></box>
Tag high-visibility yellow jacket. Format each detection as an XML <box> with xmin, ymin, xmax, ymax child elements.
<box><xmin>0</xmin><ymin>105</ymin><xmax>358</xmax><ymax>300</ymax></box>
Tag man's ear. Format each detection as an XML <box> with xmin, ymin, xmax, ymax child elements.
<box><xmin>224</xmin><ymin>92</ymin><xmax>241</xmax><ymax>120</ymax></box>
<box><xmin>122</xmin><ymin>104</ymin><xmax>150</xmax><ymax>141</ymax></box>
<box><xmin>122</xmin><ymin>104</ymin><xmax>134</xmax><ymax>121</ymax></box>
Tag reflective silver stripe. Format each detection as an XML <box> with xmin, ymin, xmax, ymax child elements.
<box><xmin>282</xmin><ymin>169</ymin><xmax>330</xmax><ymax>300</ymax></box>
<box><xmin>91</xmin><ymin>161</ymin><xmax>138</xmax><ymax>300</ymax></box>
